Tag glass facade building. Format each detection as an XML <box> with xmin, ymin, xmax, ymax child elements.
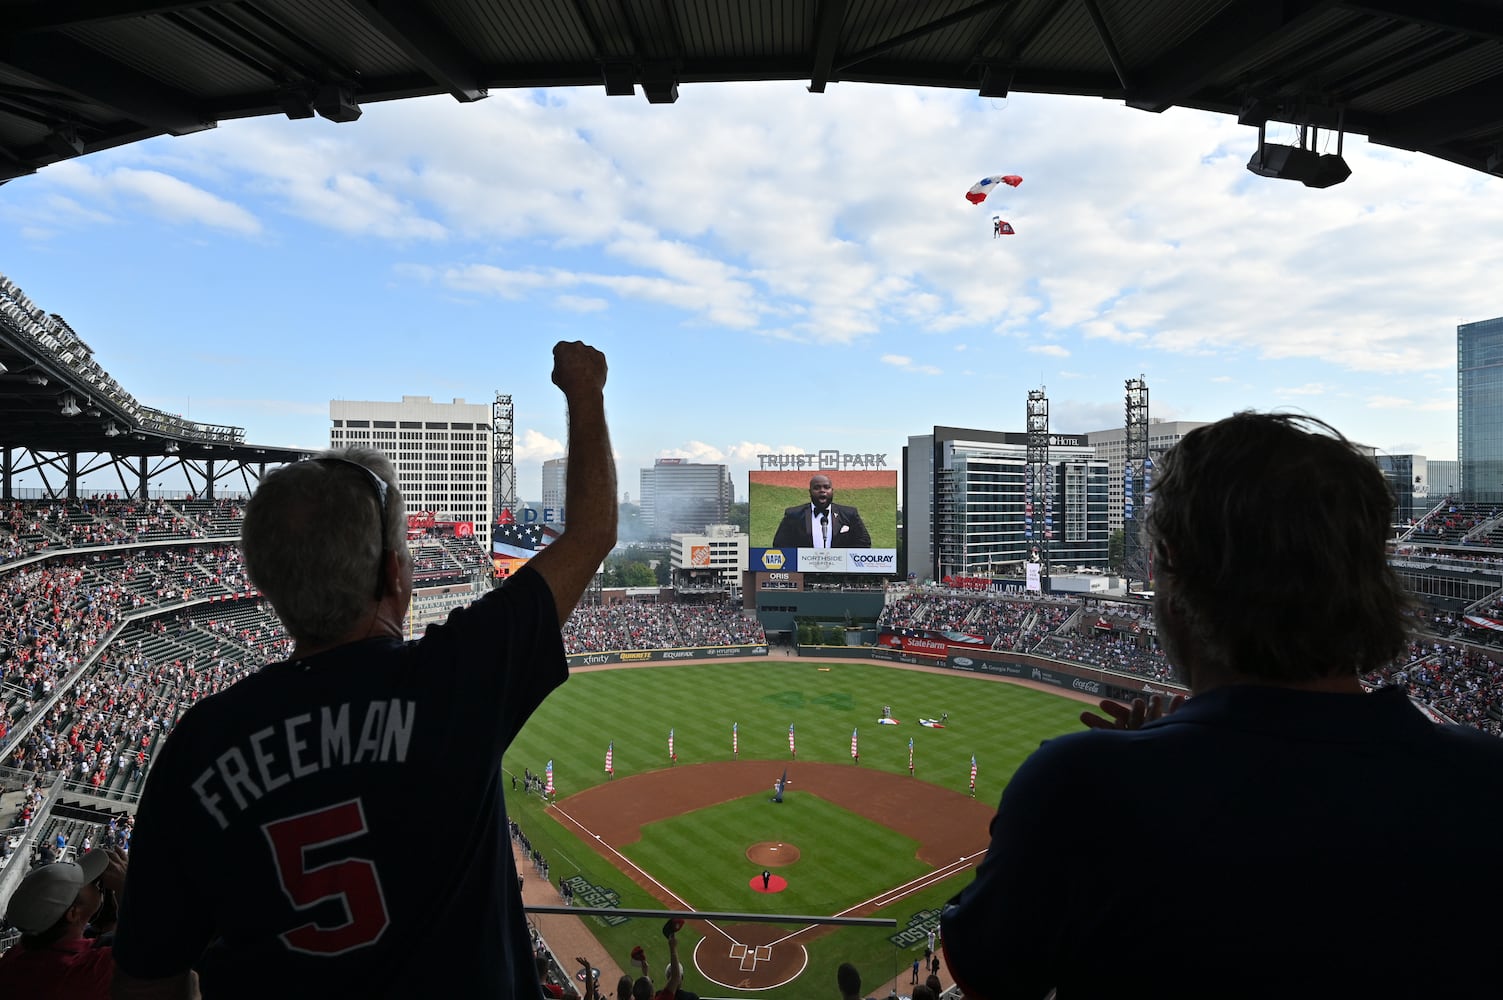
<box><xmin>906</xmin><ymin>427</ymin><xmax>1109</xmax><ymax>582</ymax></box>
<box><xmin>1459</xmin><ymin>317</ymin><xmax>1503</xmax><ymax>504</ymax></box>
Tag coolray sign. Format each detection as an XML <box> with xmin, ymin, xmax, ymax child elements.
<box><xmin>849</xmin><ymin>551</ymin><xmax>895</xmax><ymax>570</ymax></box>
<box><xmin>756</xmin><ymin>450</ymin><xmax>889</xmax><ymax>470</ymax></box>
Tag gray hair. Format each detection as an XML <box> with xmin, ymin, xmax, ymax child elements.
<box><xmin>241</xmin><ymin>447</ymin><xmax>407</xmax><ymax>646</ymax></box>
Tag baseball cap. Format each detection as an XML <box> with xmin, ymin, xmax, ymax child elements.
<box><xmin>4</xmin><ymin>850</ymin><xmax>111</xmax><ymax>933</ymax></box>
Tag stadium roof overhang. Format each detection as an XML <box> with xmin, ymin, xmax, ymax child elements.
<box><xmin>0</xmin><ymin>0</ymin><xmax>1500</xmax><ymax>186</ymax></box>
<box><xmin>0</xmin><ymin>300</ymin><xmax>309</xmax><ymax>467</ymax></box>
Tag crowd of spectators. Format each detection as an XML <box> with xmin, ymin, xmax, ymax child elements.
<box><xmin>1400</xmin><ymin>499</ymin><xmax>1499</xmax><ymax>545</ymax></box>
<box><xmin>1364</xmin><ymin>639</ymin><xmax>1503</xmax><ymax>736</ymax></box>
<box><xmin>878</xmin><ymin>591</ymin><xmax>1075</xmax><ymax>651</ymax></box>
<box><xmin>562</xmin><ymin>601</ymin><xmax>766</xmax><ymax>654</ymax></box>
<box><xmin>0</xmin><ymin>496</ymin><xmax>247</xmax><ymax>566</ymax></box>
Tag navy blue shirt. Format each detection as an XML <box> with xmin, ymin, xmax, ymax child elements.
<box><xmin>942</xmin><ymin>684</ymin><xmax>1503</xmax><ymax>999</ymax></box>
<box><xmin>115</xmin><ymin>566</ymin><xmax>565</xmax><ymax>998</ymax></box>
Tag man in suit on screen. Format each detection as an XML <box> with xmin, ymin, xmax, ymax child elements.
<box><xmin>772</xmin><ymin>474</ymin><xmax>870</xmax><ymax>549</ymax></box>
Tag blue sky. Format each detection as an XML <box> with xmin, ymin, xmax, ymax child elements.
<box><xmin>3</xmin><ymin>82</ymin><xmax>1500</xmax><ymax>501</ymax></box>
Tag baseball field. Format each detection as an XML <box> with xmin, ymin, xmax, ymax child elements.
<box><xmin>502</xmin><ymin>658</ymin><xmax>1086</xmax><ymax>997</ymax></box>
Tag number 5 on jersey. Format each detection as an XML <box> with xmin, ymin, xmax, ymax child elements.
<box><xmin>263</xmin><ymin>799</ymin><xmax>390</xmax><ymax>955</ymax></box>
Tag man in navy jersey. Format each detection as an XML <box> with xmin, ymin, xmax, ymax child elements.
<box><xmin>111</xmin><ymin>342</ymin><xmax>616</xmax><ymax>999</ymax></box>
<box><xmin>940</xmin><ymin>413</ymin><xmax>1503</xmax><ymax>999</ymax></box>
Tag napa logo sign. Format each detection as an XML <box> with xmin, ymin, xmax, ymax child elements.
<box><xmin>759</xmin><ymin>548</ymin><xmax>787</xmax><ymax>570</ymax></box>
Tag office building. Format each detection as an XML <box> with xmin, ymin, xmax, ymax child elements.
<box><xmin>639</xmin><ymin>459</ymin><xmax>732</xmax><ymax>538</ymax></box>
<box><xmin>670</xmin><ymin>524</ymin><xmax>748</xmax><ymax>593</ymax></box>
<box><xmin>330</xmin><ymin>395</ymin><xmax>494</xmax><ymax>552</ymax></box>
<box><xmin>1376</xmin><ymin>454</ymin><xmax>1431</xmax><ymax>525</ymax></box>
<box><xmin>904</xmin><ymin>426</ymin><xmax>1109</xmax><ymax>584</ymax></box>
<box><xmin>542</xmin><ymin>457</ymin><xmax>567</xmax><ymax>521</ymax></box>
<box><xmin>1086</xmin><ymin>421</ymin><xmax>1207</xmax><ymax>537</ymax></box>
<box><xmin>1459</xmin><ymin>316</ymin><xmax>1503</xmax><ymax>503</ymax></box>
<box><xmin>1429</xmin><ymin>460</ymin><xmax>1459</xmax><ymax>498</ymax></box>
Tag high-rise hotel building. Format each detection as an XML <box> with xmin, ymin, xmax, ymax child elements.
<box><xmin>1459</xmin><ymin>316</ymin><xmax>1503</xmax><ymax>504</ymax></box>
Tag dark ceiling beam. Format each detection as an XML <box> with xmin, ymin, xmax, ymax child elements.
<box><xmin>5</xmin><ymin>0</ymin><xmax>221</xmax><ymax>35</ymax></box>
<box><xmin>352</xmin><ymin>1</ymin><xmax>486</xmax><ymax>102</ymax></box>
<box><xmin>808</xmin><ymin>0</ymin><xmax>848</xmax><ymax>93</ymax></box>
<box><xmin>1339</xmin><ymin>0</ymin><xmax>1503</xmax><ymax>42</ymax></box>
<box><xmin>1372</xmin><ymin>71</ymin><xmax>1503</xmax><ymax>146</ymax></box>
<box><xmin>834</xmin><ymin>0</ymin><xmax>1011</xmax><ymax>73</ymax></box>
<box><xmin>1080</xmin><ymin>0</ymin><xmax>1131</xmax><ymax>91</ymax></box>
<box><xmin>973</xmin><ymin>0</ymin><xmax>1070</xmax><ymax>97</ymax></box>
<box><xmin>1125</xmin><ymin>0</ymin><xmax>1335</xmax><ymax>114</ymax></box>
<box><xmin>0</xmin><ymin>34</ymin><xmax>212</xmax><ymax>135</ymax></box>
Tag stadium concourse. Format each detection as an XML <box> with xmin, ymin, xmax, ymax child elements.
<box><xmin>5</xmin><ymin>496</ymin><xmax>1503</xmax><ymax>984</ymax></box>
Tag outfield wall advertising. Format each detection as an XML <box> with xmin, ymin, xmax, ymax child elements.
<box><xmin>567</xmin><ymin>645</ymin><xmax>768</xmax><ymax>668</ymax></box>
<box><xmin>946</xmin><ymin>650</ymin><xmax>1184</xmax><ymax>702</ymax></box>
<box><xmin>748</xmin><ymin>468</ymin><xmax>898</xmax><ymax>574</ymax></box>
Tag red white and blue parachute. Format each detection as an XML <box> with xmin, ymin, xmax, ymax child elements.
<box><xmin>965</xmin><ymin>174</ymin><xmax>1023</xmax><ymax>204</ymax></box>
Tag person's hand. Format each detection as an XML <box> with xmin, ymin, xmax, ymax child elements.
<box><xmin>1079</xmin><ymin>693</ymin><xmax>1185</xmax><ymax>731</ymax></box>
<box><xmin>99</xmin><ymin>845</ymin><xmax>128</xmax><ymax>892</ymax></box>
<box><xmin>552</xmin><ymin>341</ymin><xmax>608</xmax><ymax>398</ymax></box>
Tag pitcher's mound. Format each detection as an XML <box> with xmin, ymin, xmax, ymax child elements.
<box><xmin>746</xmin><ymin>841</ymin><xmax>800</xmax><ymax>867</ymax></box>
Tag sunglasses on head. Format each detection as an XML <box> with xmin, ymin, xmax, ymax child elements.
<box><xmin>313</xmin><ymin>457</ymin><xmax>392</xmax><ymax>599</ymax></box>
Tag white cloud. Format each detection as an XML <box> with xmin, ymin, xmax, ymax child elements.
<box><xmin>38</xmin><ymin>162</ymin><xmax>260</xmax><ymax>234</ymax></box>
<box><xmin>880</xmin><ymin>353</ymin><xmax>941</xmax><ymax>375</ymax></box>
<box><xmin>515</xmin><ymin>428</ymin><xmax>564</xmax><ymax>461</ymax></box>
<box><xmin>1028</xmin><ymin>344</ymin><xmax>1070</xmax><ymax>358</ymax></box>
<box><xmin>555</xmin><ymin>294</ymin><xmax>608</xmax><ymax>312</ymax></box>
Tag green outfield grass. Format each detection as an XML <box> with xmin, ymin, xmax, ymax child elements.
<box><xmin>504</xmin><ymin>660</ymin><xmax>1084</xmax><ymax>996</ymax></box>
<box><xmin>748</xmin><ymin>486</ymin><xmax>899</xmax><ymax>548</ymax></box>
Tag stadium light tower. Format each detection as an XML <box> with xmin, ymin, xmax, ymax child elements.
<box><xmin>1026</xmin><ymin>388</ymin><xmax>1051</xmax><ymax>592</ymax></box>
<box><xmin>492</xmin><ymin>391</ymin><xmax>516</xmax><ymax>519</ymax></box>
<box><xmin>1123</xmin><ymin>377</ymin><xmax>1151</xmax><ymax>590</ymax></box>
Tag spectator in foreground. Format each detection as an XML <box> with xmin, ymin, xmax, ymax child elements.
<box><xmin>941</xmin><ymin>412</ymin><xmax>1503</xmax><ymax>999</ymax></box>
<box><xmin>0</xmin><ymin>848</ymin><xmax>128</xmax><ymax>999</ymax></box>
<box><xmin>110</xmin><ymin>342</ymin><xmax>617</xmax><ymax>998</ymax></box>
<box><xmin>836</xmin><ymin>960</ymin><xmax>874</xmax><ymax>1000</ymax></box>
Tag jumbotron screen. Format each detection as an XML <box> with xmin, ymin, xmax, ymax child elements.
<box><xmin>748</xmin><ymin>470</ymin><xmax>898</xmax><ymax>574</ymax></box>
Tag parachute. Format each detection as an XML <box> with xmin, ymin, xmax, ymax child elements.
<box><xmin>991</xmin><ymin>215</ymin><xmax>1015</xmax><ymax>237</ymax></box>
<box><xmin>965</xmin><ymin>174</ymin><xmax>1023</xmax><ymax>204</ymax></box>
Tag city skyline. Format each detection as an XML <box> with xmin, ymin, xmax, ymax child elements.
<box><xmin>2</xmin><ymin>82</ymin><xmax>1499</xmax><ymax>500</ymax></box>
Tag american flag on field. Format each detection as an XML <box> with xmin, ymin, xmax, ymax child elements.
<box><xmin>850</xmin><ymin>727</ymin><xmax>859</xmax><ymax>760</ymax></box>
<box><xmin>732</xmin><ymin>722</ymin><xmax>738</xmax><ymax>757</ymax></box>
<box><xmin>668</xmin><ymin>728</ymin><xmax>676</xmax><ymax>762</ymax></box>
<box><xmin>969</xmin><ymin>755</ymin><xmax>977</xmax><ymax>792</ymax></box>
<box><xmin>545</xmin><ymin>759</ymin><xmax>554</xmax><ymax>797</ymax></box>
<box><xmin>908</xmin><ymin>737</ymin><xmax>914</xmax><ymax>772</ymax></box>
<box><xmin>788</xmin><ymin>723</ymin><xmax>796</xmax><ymax>758</ymax></box>
<box><xmin>605</xmin><ymin>741</ymin><xmax>613</xmax><ymax>776</ymax></box>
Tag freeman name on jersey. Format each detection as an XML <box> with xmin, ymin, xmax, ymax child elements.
<box><xmin>190</xmin><ymin>699</ymin><xmax>417</xmax><ymax>829</ymax></box>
